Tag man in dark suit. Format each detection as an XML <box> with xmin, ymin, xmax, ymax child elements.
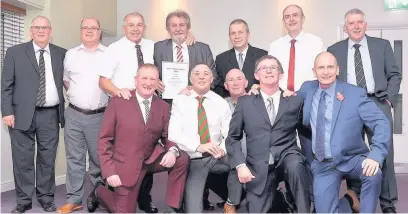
<box><xmin>1</xmin><ymin>16</ymin><xmax>66</xmax><ymax>213</ymax></box>
<box><xmin>226</xmin><ymin>55</ymin><xmax>312</xmax><ymax>213</ymax></box>
<box><xmin>214</xmin><ymin>19</ymin><xmax>268</xmax><ymax>97</ymax></box>
<box><xmin>88</xmin><ymin>64</ymin><xmax>190</xmax><ymax>213</ymax></box>
<box><xmin>327</xmin><ymin>9</ymin><xmax>401</xmax><ymax>213</ymax></box>
<box><xmin>297</xmin><ymin>52</ymin><xmax>390</xmax><ymax>213</ymax></box>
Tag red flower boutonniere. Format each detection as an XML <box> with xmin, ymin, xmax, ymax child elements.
<box><xmin>336</xmin><ymin>92</ymin><xmax>344</xmax><ymax>101</ymax></box>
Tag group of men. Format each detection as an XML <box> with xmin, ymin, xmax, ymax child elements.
<box><xmin>1</xmin><ymin>3</ymin><xmax>401</xmax><ymax>214</ymax></box>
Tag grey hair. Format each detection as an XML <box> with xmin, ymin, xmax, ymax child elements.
<box><xmin>31</xmin><ymin>16</ymin><xmax>51</xmax><ymax>27</ymax></box>
<box><xmin>282</xmin><ymin>5</ymin><xmax>305</xmax><ymax>19</ymax></box>
<box><xmin>166</xmin><ymin>10</ymin><xmax>191</xmax><ymax>30</ymax></box>
<box><xmin>254</xmin><ymin>55</ymin><xmax>284</xmax><ymax>73</ymax></box>
<box><xmin>344</xmin><ymin>8</ymin><xmax>366</xmax><ymax>22</ymax></box>
<box><xmin>224</xmin><ymin>69</ymin><xmax>247</xmax><ymax>83</ymax></box>
<box><xmin>229</xmin><ymin>19</ymin><xmax>250</xmax><ymax>33</ymax></box>
<box><xmin>80</xmin><ymin>17</ymin><xmax>101</xmax><ymax>29</ymax></box>
<box><xmin>123</xmin><ymin>12</ymin><xmax>145</xmax><ymax>26</ymax></box>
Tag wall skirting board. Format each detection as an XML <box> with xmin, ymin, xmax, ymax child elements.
<box><xmin>1</xmin><ymin>175</ymin><xmax>66</xmax><ymax>193</ymax></box>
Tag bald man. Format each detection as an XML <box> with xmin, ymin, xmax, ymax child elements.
<box><xmin>1</xmin><ymin>16</ymin><xmax>67</xmax><ymax>213</ymax></box>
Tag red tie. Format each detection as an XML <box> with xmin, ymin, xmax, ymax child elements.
<box><xmin>287</xmin><ymin>39</ymin><xmax>296</xmax><ymax>91</ymax></box>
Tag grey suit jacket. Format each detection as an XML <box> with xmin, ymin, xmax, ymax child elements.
<box><xmin>1</xmin><ymin>41</ymin><xmax>67</xmax><ymax>131</ymax></box>
<box><xmin>226</xmin><ymin>91</ymin><xmax>307</xmax><ymax>195</ymax></box>
<box><xmin>153</xmin><ymin>39</ymin><xmax>217</xmax><ymax>88</ymax></box>
<box><xmin>327</xmin><ymin>36</ymin><xmax>401</xmax><ymax>106</ymax></box>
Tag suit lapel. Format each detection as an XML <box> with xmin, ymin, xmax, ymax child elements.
<box><xmin>132</xmin><ymin>93</ymin><xmax>146</xmax><ymax>129</ymax></box>
<box><xmin>25</xmin><ymin>41</ymin><xmax>40</xmax><ymax>74</ymax></box>
<box><xmin>145</xmin><ymin>96</ymin><xmax>160</xmax><ymax>130</ymax></box>
<box><xmin>331</xmin><ymin>81</ymin><xmax>344</xmax><ymax>135</ymax></box>
<box><xmin>187</xmin><ymin>44</ymin><xmax>195</xmax><ymax>72</ymax></box>
<box><xmin>273</xmin><ymin>91</ymin><xmax>290</xmax><ymax>127</ymax></box>
<box><xmin>303</xmin><ymin>82</ymin><xmax>319</xmax><ymax>126</ymax></box>
<box><xmin>49</xmin><ymin>45</ymin><xmax>59</xmax><ymax>79</ymax></box>
<box><xmin>228</xmin><ymin>48</ymin><xmax>239</xmax><ymax>68</ymax></box>
<box><xmin>366</xmin><ymin>36</ymin><xmax>379</xmax><ymax>91</ymax></box>
<box><xmin>242</xmin><ymin>45</ymin><xmax>255</xmax><ymax>74</ymax></box>
<box><xmin>253</xmin><ymin>94</ymin><xmax>272</xmax><ymax>127</ymax></box>
<box><xmin>338</xmin><ymin>39</ymin><xmax>349</xmax><ymax>82</ymax></box>
<box><xmin>164</xmin><ymin>39</ymin><xmax>173</xmax><ymax>62</ymax></box>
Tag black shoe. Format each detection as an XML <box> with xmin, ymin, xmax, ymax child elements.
<box><xmin>11</xmin><ymin>204</ymin><xmax>32</xmax><ymax>213</ymax></box>
<box><xmin>382</xmin><ymin>207</ymin><xmax>397</xmax><ymax>213</ymax></box>
<box><xmin>163</xmin><ymin>206</ymin><xmax>183</xmax><ymax>213</ymax></box>
<box><xmin>87</xmin><ymin>181</ymin><xmax>104</xmax><ymax>213</ymax></box>
<box><xmin>40</xmin><ymin>201</ymin><xmax>56</xmax><ymax>212</ymax></box>
<box><xmin>203</xmin><ymin>199</ymin><xmax>214</xmax><ymax>210</ymax></box>
<box><xmin>139</xmin><ymin>201</ymin><xmax>158</xmax><ymax>213</ymax></box>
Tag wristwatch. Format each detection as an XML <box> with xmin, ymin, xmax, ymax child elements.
<box><xmin>170</xmin><ymin>147</ymin><xmax>180</xmax><ymax>157</ymax></box>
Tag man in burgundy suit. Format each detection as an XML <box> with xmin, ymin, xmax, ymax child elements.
<box><xmin>88</xmin><ymin>64</ymin><xmax>190</xmax><ymax>213</ymax></box>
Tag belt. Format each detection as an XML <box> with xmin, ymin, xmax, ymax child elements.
<box><xmin>69</xmin><ymin>103</ymin><xmax>106</xmax><ymax>115</ymax></box>
<box><xmin>313</xmin><ymin>154</ymin><xmax>333</xmax><ymax>162</ymax></box>
<box><xmin>367</xmin><ymin>93</ymin><xmax>375</xmax><ymax>97</ymax></box>
<box><xmin>36</xmin><ymin>105</ymin><xmax>58</xmax><ymax>110</ymax></box>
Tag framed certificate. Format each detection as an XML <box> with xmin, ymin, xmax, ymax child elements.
<box><xmin>161</xmin><ymin>61</ymin><xmax>189</xmax><ymax>99</ymax></box>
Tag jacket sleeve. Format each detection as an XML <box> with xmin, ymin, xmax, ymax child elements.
<box><xmin>98</xmin><ymin>99</ymin><xmax>117</xmax><ymax>179</ymax></box>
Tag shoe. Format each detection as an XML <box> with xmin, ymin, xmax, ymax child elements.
<box><xmin>40</xmin><ymin>201</ymin><xmax>57</xmax><ymax>212</ymax></box>
<box><xmin>203</xmin><ymin>199</ymin><xmax>214</xmax><ymax>210</ymax></box>
<box><xmin>223</xmin><ymin>203</ymin><xmax>237</xmax><ymax>213</ymax></box>
<box><xmin>382</xmin><ymin>207</ymin><xmax>397</xmax><ymax>213</ymax></box>
<box><xmin>163</xmin><ymin>206</ymin><xmax>183</xmax><ymax>213</ymax></box>
<box><xmin>56</xmin><ymin>203</ymin><xmax>83</xmax><ymax>213</ymax></box>
<box><xmin>87</xmin><ymin>181</ymin><xmax>104</xmax><ymax>213</ymax></box>
<box><xmin>343</xmin><ymin>190</ymin><xmax>360</xmax><ymax>213</ymax></box>
<box><xmin>139</xmin><ymin>201</ymin><xmax>158</xmax><ymax>213</ymax></box>
<box><xmin>11</xmin><ymin>204</ymin><xmax>32</xmax><ymax>213</ymax></box>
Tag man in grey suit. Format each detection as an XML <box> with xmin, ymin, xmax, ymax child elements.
<box><xmin>1</xmin><ymin>16</ymin><xmax>67</xmax><ymax>213</ymax></box>
<box><xmin>327</xmin><ymin>9</ymin><xmax>401</xmax><ymax>213</ymax></box>
<box><xmin>226</xmin><ymin>55</ymin><xmax>312</xmax><ymax>213</ymax></box>
<box><xmin>154</xmin><ymin>10</ymin><xmax>216</xmax><ymax>104</ymax></box>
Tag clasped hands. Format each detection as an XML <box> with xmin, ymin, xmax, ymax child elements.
<box><xmin>196</xmin><ymin>142</ymin><xmax>225</xmax><ymax>159</ymax></box>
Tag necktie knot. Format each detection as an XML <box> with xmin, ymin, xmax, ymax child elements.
<box><xmin>320</xmin><ymin>91</ymin><xmax>327</xmax><ymax>100</ymax></box>
<box><xmin>142</xmin><ymin>99</ymin><xmax>150</xmax><ymax>105</ymax></box>
<box><xmin>135</xmin><ymin>44</ymin><xmax>141</xmax><ymax>49</ymax></box>
<box><xmin>177</xmin><ymin>45</ymin><xmax>182</xmax><ymax>50</ymax></box>
<box><xmin>267</xmin><ymin>97</ymin><xmax>274</xmax><ymax>106</ymax></box>
<box><xmin>353</xmin><ymin>44</ymin><xmax>361</xmax><ymax>49</ymax></box>
<box><xmin>290</xmin><ymin>39</ymin><xmax>296</xmax><ymax>45</ymax></box>
<box><xmin>39</xmin><ymin>49</ymin><xmax>45</xmax><ymax>54</ymax></box>
<box><xmin>196</xmin><ymin>96</ymin><xmax>206</xmax><ymax>104</ymax></box>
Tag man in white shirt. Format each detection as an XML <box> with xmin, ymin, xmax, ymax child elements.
<box><xmin>56</xmin><ymin>18</ymin><xmax>108</xmax><ymax>214</ymax></box>
<box><xmin>168</xmin><ymin>64</ymin><xmax>240</xmax><ymax>213</ymax></box>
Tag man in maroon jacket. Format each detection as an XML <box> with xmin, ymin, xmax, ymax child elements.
<box><xmin>88</xmin><ymin>64</ymin><xmax>190</xmax><ymax>213</ymax></box>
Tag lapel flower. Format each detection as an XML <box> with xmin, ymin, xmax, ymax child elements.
<box><xmin>336</xmin><ymin>92</ymin><xmax>344</xmax><ymax>101</ymax></box>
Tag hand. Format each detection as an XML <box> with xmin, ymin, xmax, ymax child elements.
<box><xmin>185</xmin><ymin>32</ymin><xmax>196</xmax><ymax>45</ymax></box>
<box><xmin>158</xmin><ymin>81</ymin><xmax>165</xmax><ymax>94</ymax></box>
<box><xmin>106</xmin><ymin>175</ymin><xmax>122</xmax><ymax>187</ymax></box>
<box><xmin>283</xmin><ymin>90</ymin><xmax>297</xmax><ymax>97</ymax></box>
<box><xmin>237</xmin><ymin>165</ymin><xmax>255</xmax><ymax>183</ymax></box>
<box><xmin>362</xmin><ymin>158</ymin><xmax>380</xmax><ymax>176</ymax></box>
<box><xmin>160</xmin><ymin>151</ymin><xmax>177</xmax><ymax>168</ymax></box>
<box><xmin>385</xmin><ymin>99</ymin><xmax>392</xmax><ymax>108</ymax></box>
<box><xmin>115</xmin><ymin>88</ymin><xmax>132</xmax><ymax>100</ymax></box>
<box><xmin>3</xmin><ymin>115</ymin><xmax>15</xmax><ymax>128</ymax></box>
<box><xmin>248</xmin><ymin>84</ymin><xmax>260</xmax><ymax>95</ymax></box>
<box><xmin>196</xmin><ymin>142</ymin><xmax>224</xmax><ymax>159</ymax></box>
<box><xmin>178</xmin><ymin>86</ymin><xmax>193</xmax><ymax>95</ymax></box>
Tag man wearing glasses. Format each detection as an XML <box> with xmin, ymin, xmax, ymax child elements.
<box><xmin>1</xmin><ymin>16</ymin><xmax>67</xmax><ymax>213</ymax></box>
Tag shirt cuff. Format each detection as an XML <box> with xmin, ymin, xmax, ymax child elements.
<box><xmin>236</xmin><ymin>163</ymin><xmax>246</xmax><ymax>169</ymax></box>
<box><xmin>169</xmin><ymin>146</ymin><xmax>179</xmax><ymax>157</ymax></box>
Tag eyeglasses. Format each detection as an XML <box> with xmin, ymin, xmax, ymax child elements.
<box><xmin>81</xmin><ymin>26</ymin><xmax>100</xmax><ymax>31</ymax></box>
<box><xmin>257</xmin><ymin>65</ymin><xmax>280</xmax><ymax>72</ymax></box>
<box><xmin>31</xmin><ymin>26</ymin><xmax>51</xmax><ymax>31</ymax></box>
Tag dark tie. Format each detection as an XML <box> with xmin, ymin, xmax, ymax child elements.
<box><xmin>36</xmin><ymin>49</ymin><xmax>46</xmax><ymax>106</ymax></box>
<box><xmin>315</xmin><ymin>91</ymin><xmax>327</xmax><ymax>162</ymax></box>
<box><xmin>197</xmin><ymin>96</ymin><xmax>210</xmax><ymax>144</ymax></box>
<box><xmin>142</xmin><ymin>99</ymin><xmax>150</xmax><ymax>123</ymax></box>
<box><xmin>353</xmin><ymin>44</ymin><xmax>367</xmax><ymax>90</ymax></box>
<box><xmin>135</xmin><ymin>44</ymin><xmax>144</xmax><ymax>66</ymax></box>
<box><xmin>287</xmin><ymin>39</ymin><xmax>296</xmax><ymax>91</ymax></box>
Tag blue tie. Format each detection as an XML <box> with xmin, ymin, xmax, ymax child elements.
<box><xmin>315</xmin><ymin>91</ymin><xmax>327</xmax><ymax>161</ymax></box>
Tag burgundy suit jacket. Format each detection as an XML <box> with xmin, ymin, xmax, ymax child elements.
<box><xmin>98</xmin><ymin>91</ymin><xmax>176</xmax><ymax>187</ymax></box>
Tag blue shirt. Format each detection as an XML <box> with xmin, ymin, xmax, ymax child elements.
<box><xmin>310</xmin><ymin>81</ymin><xmax>336</xmax><ymax>158</ymax></box>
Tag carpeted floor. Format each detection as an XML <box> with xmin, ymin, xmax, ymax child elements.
<box><xmin>2</xmin><ymin>172</ymin><xmax>408</xmax><ymax>213</ymax></box>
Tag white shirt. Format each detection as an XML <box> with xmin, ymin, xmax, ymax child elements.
<box><xmin>347</xmin><ymin>36</ymin><xmax>375</xmax><ymax>93</ymax></box>
<box><xmin>168</xmin><ymin>90</ymin><xmax>232</xmax><ymax>159</ymax></box>
<box><xmin>235</xmin><ymin>46</ymin><xmax>248</xmax><ymax>65</ymax></box>
<box><xmin>99</xmin><ymin>37</ymin><xmax>154</xmax><ymax>89</ymax></box>
<box><xmin>33</xmin><ymin>42</ymin><xmax>59</xmax><ymax>106</ymax></box>
<box><xmin>135</xmin><ymin>91</ymin><xmax>153</xmax><ymax>124</ymax></box>
<box><xmin>269</xmin><ymin>31</ymin><xmax>325</xmax><ymax>91</ymax></box>
<box><xmin>64</xmin><ymin>43</ymin><xmax>108</xmax><ymax>110</ymax></box>
<box><xmin>172</xmin><ymin>41</ymin><xmax>189</xmax><ymax>65</ymax></box>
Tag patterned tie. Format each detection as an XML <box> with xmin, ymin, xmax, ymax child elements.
<box><xmin>197</xmin><ymin>96</ymin><xmax>210</xmax><ymax>144</ymax></box>
<box><xmin>287</xmin><ymin>39</ymin><xmax>296</xmax><ymax>91</ymax></box>
<box><xmin>353</xmin><ymin>44</ymin><xmax>367</xmax><ymax>90</ymax></box>
<box><xmin>135</xmin><ymin>44</ymin><xmax>144</xmax><ymax>66</ymax></box>
<box><xmin>238</xmin><ymin>52</ymin><xmax>244</xmax><ymax>70</ymax></box>
<box><xmin>36</xmin><ymin>49</ymin><xmax>46</xmax><ymax>106</ymax></box>
<box><xmin>266</xmin><ymin>97</ymin><xmax>275</xmax><ymax>164</ymax></box>
<box><xmin>176</xmin><ymin>45</ymin><xmax>183</xmax><ymax>63</ymax></box>
<box><xmin>315</xmin><ymin>91</ymin><xmax>327</xmax><ymax>162</ymax></box>
<box><xmin>142</xmin><ymin>99</ymin><xmax>150</xmax><ymax>123</ymax></box>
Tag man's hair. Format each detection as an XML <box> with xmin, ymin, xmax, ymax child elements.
<box><xmin>282</xmin><ymin>4</ymin><xmax>305</xmax><ymax>19</ymax></box>
<box><xmin>123</xmin><ymin>12</ymin><xmax>145</xmax><ymax>26</ymax></box>
<box><xmin>229</xmin><ymin>19</ymin><xmax>250</xmax><ymax>33</ymax></box>
<box><xmin>31</xmin><ymin>16</ymin><xmax>51</xmax><ymax>27</ymax></box>
<box><xmin>80</xmin><ymin>17</ymin><xmax>101</xmax><ymax>29</ymax></box>
<box><xmin>254</xmin><ymin>55</ymin><xmax>284</xmax><ymax>73</ymax></box>
<box><xmin>166</xmin><ymin>10</ymin><xmax>191</xmax><ymax>30</ymax></box>
<box><xmin>136</xmin><ymin>64</ymin><xmax>159</xmax><ymax>76</ymax></box>
<box><xmin>225</xmin><ymin>69</ymin><xmax>247</xmax><ymax>83</ymax></box>
<box><xmin>344</xmin><ymin>8</ymin><xmax>366</xmax><ymax>22</ymax></box>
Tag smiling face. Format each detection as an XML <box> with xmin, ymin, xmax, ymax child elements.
<box><xmin>30</xmin><ymin>16</ymin><xmax>52</xmax><ymax>46</ymax></box>
<box><xmin>224</xmin><ymin>69</ymin><xmax>248</xmax><ymax>96</ymax></box>
<box><xmin>282</xmin><ymin>5</ymin><xmax>304</xmax><ymax>35</ymax></box>
<box><xmin>122</xmin><ymin>14</ymin><xmax>145</xmax><ymax>44</ymax></box>
<box><xmin>313</xmin><ymin>52</ymin><xmax>339</xmax><ymax>88</ymax></box>
<box><xmin>255</xmin><ymin>58</ymin><xmax>283</xmax><ymax>87</ymax></box>
<box><xmin>135</xmin><ymin>65</ymin><xmax>159</xmax><ymax>98</ymax></box>
<box><xmin>167</xmin><ymin>15</ymin><xmax>189</xmax><ymax>45</ymax></box>
<box><xmin>229</xmin><ymin>22</ymin><xmax>249</xmax><ymax>51</ymax></box>
<box><xmin>190</xmin><ymin>64</ymin><xmax>213</xmax><ymax>95</ymax></box>
<box><xmin>344</xmin><ymin>12</ymin><xmax>367</xmax><ymax>42</ymax></box>
<box><xmin>81</xmin><ymin>18</ymin><xmax>101</xmax><ymax>44</ymax></box>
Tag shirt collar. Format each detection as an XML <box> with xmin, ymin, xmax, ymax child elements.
<box><xmin>190</xmin><ymin>89</ymin><xmax>213</xmax><ymax>101</ymax></box>
<box><xmin>172</xmin><ymin>41</ymin><xmax>187</xmax><ymax>50</ymax></box>
<box><xmin>260</xmin><ymin>89</ymin><xmax>281</xmax><ymax>104</ymax></box>
<box><xmin>285</xmin><ymin>30</ymin><xmax>305</xmax><ymax>43</ymax></box>
<box><xmin>135</xmin><ymin>91</ymin><xmax>153</xmax><ymax>105</ymax></box>
<box><xmin>122</xmin><ymin>36</ymin><xmax>144</xmax><ymax>47</ymax></box>
<box><xmin>77</xmin><ymin>43</ymin><xmax>106</xmax><ymax>52</ymax></box>
<box><xmin>33</xmin><ymin>41</ymin><xmax>50</xmax><ymax>53</ymax></box>
<box><xmin>348</xmin><ymin>35</ymin><xmax>368</xmax><ymax>49</ymax></box>
<box><xmin>234</xmin><ymin>45</ymin><xmax>249</xmax><ymax>57</ymax></box>
<box><xmin>317</xmin><ymin>80</ymin><xmax>336</xmax><ymax>98</ymax></box>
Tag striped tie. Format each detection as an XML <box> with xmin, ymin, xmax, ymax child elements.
<box><xmin>36</xmin><ymin>49</ymin><xmax>46</xmax><ymax>106</ymax></box>
<box><xmin>197</xmin><ymin>96</ymin><xmax>210</xmax><ymax>144</ymax></box>
<box><xmin>176</xmin><ymin>45</ymin><xmax>184</xmax><ymax>63</ymax></box>
<box><xmin>353</xmin><ymin>44</ymin><xmax>367</xmax><ymax>90</ymax></box>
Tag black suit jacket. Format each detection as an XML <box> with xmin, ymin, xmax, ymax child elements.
<box><xmin>1</xmin><ymin>41</ymin><xmax>67</xmax><ymax>131</ymax></box>
<box><xmin>214</xmin><ymin>45</ymin><xmax>267</xmax><ymax>97</ymax></box>
<box><xmin>226</xmin><ymin>90</ymin><xmax>308</xmax><ymax>195</ymax></box>
<box><xmin>327</xmin><ymin>36</ymin><xmax>401</xmax><ymax>106</ymax></box>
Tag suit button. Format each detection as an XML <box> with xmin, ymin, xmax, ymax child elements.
<box><xmin>265</xmin><ymin>161</ymin><xmax>268</xmax><ymax>164</ymax></box>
